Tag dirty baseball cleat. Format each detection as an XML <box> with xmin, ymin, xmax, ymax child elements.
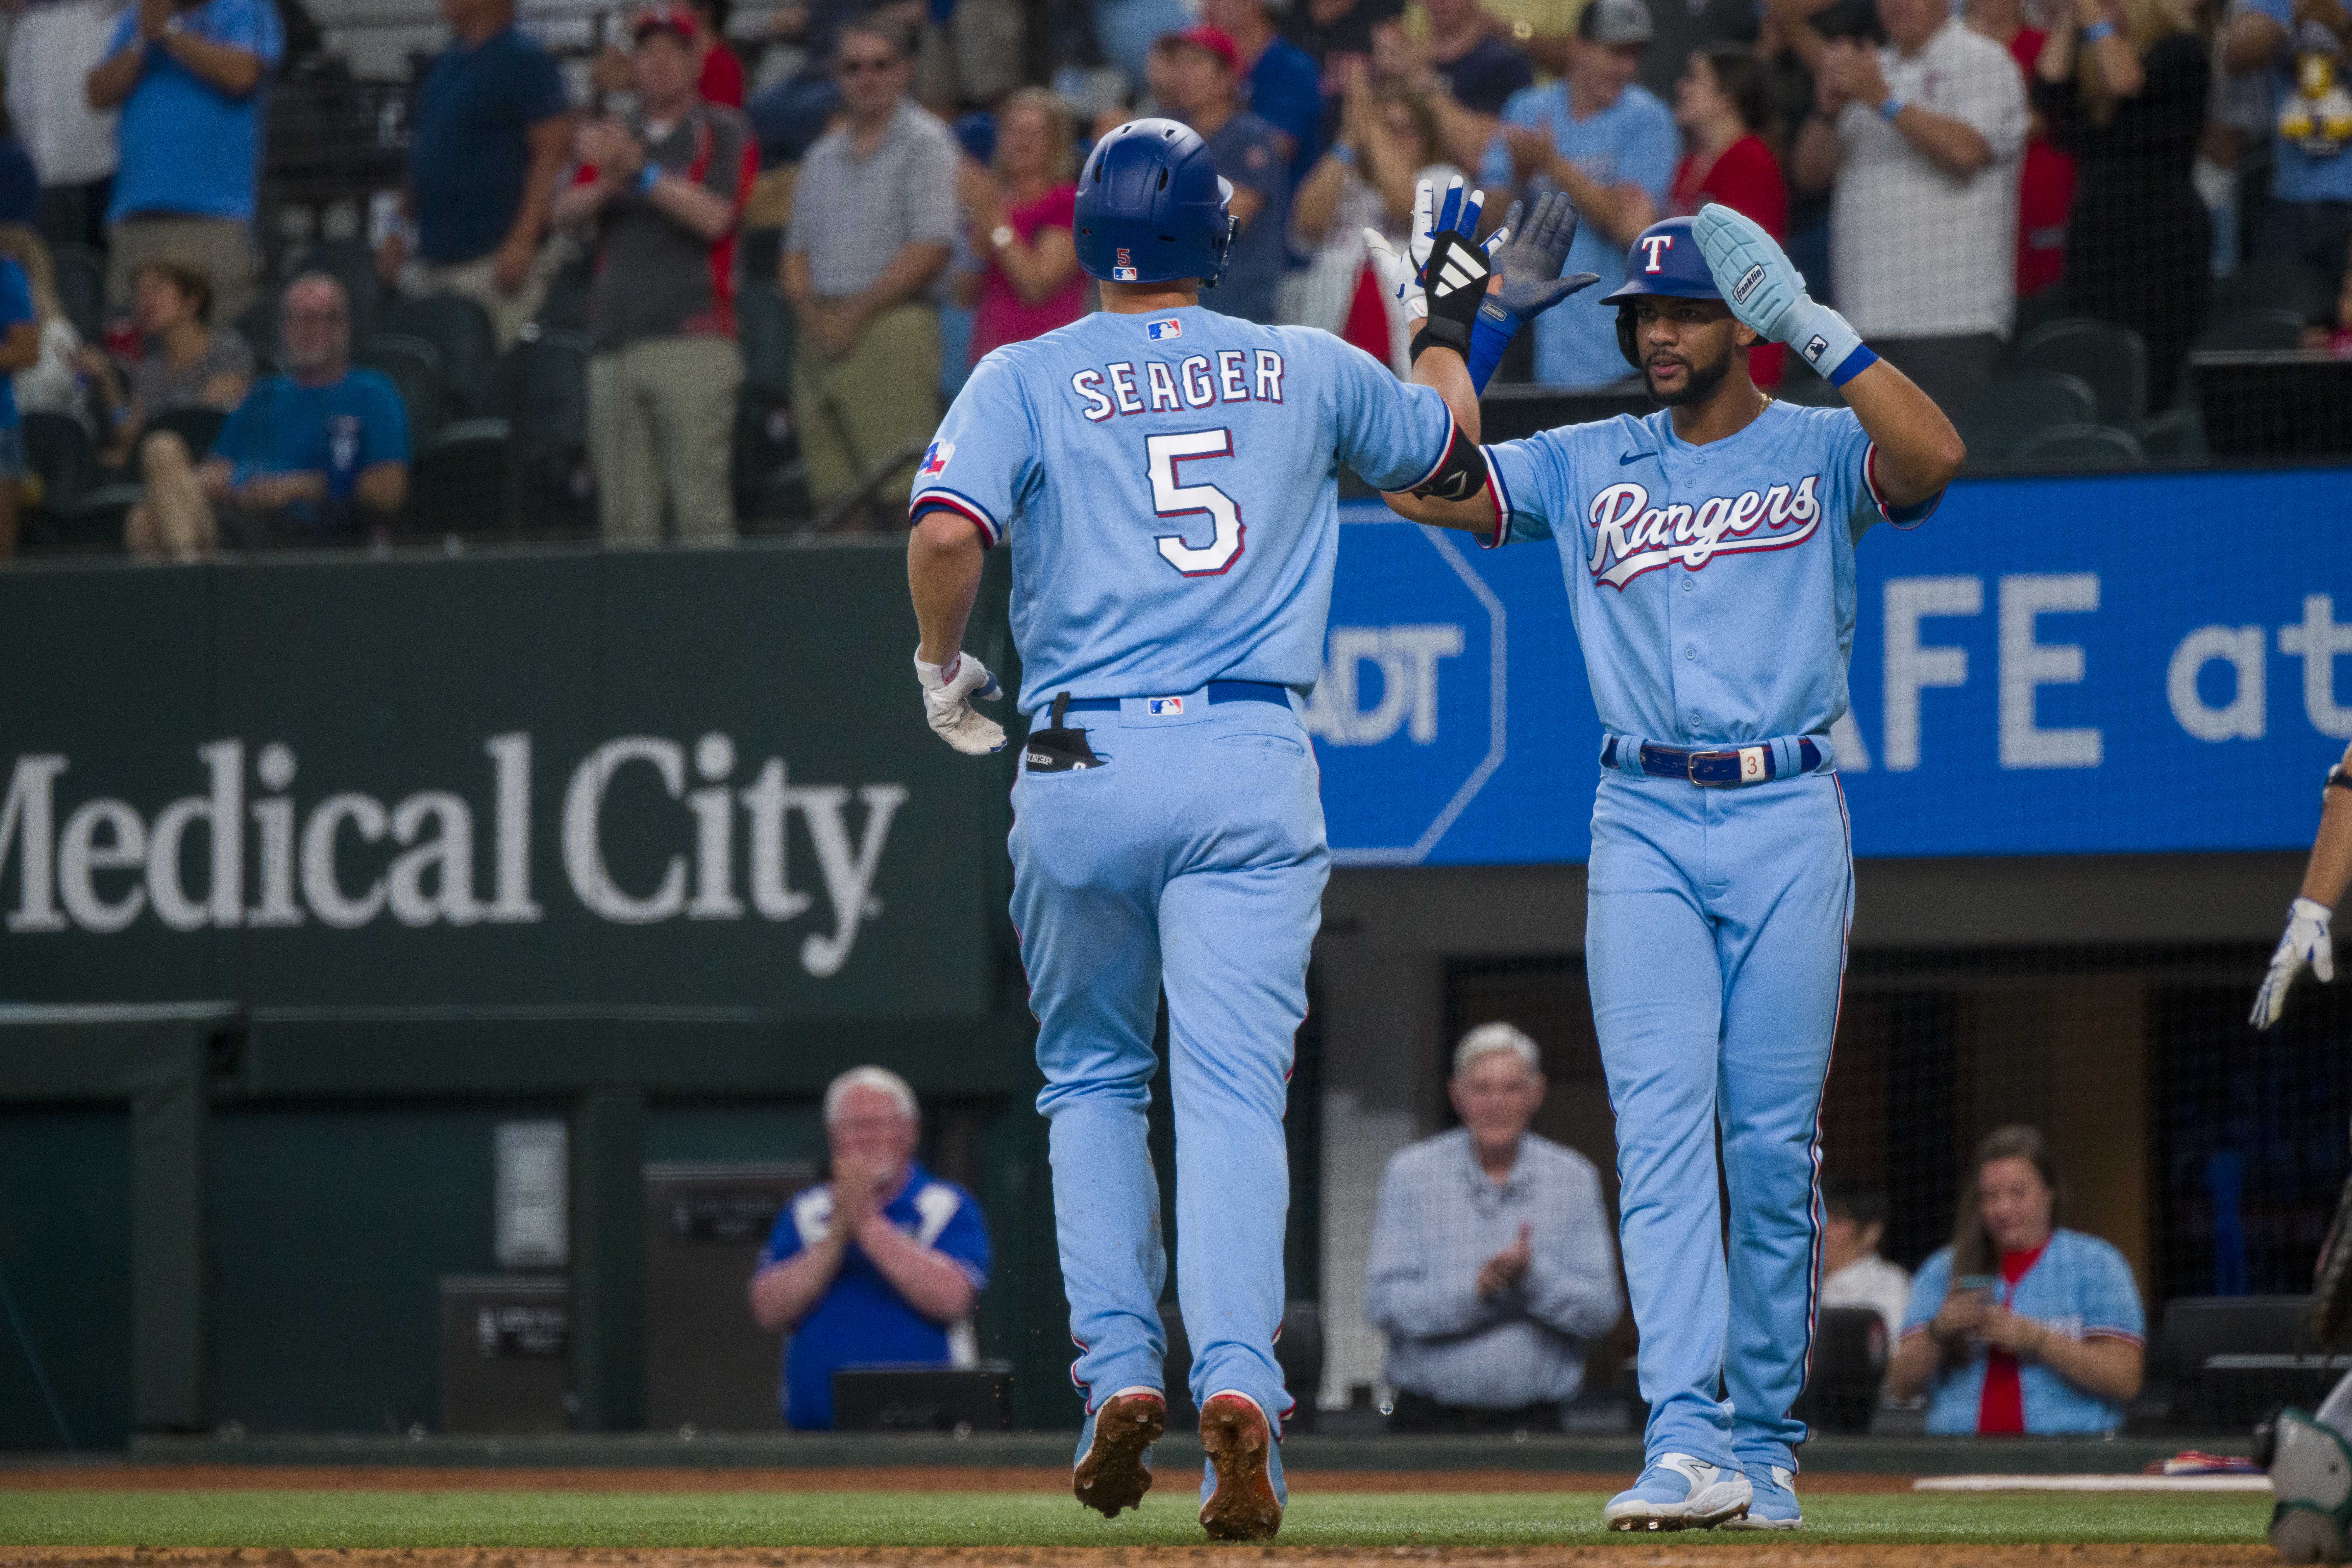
<box><xmin>1197</xmin><ymin>1391</ymin><xmax>1285</xmax><ymax>1541</ymax></box>
<box><xmin>1072</xmin><ymin>1387</ymin><xmax>1165</xmax><ymax>1518</ymax></box>
<box><xmin>1602</xmin><ymin>1453</ymin><xmax>1753</xmax><ymax>1531</ymax></box>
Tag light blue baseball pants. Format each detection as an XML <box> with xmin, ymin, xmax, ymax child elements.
<box><xmin>1585</xmin><ymin>767</ymin><xmax>1854</xmax><ymax>1476</ymax></box>
<box><xmin>1011</xmin><ymin>691</ymin><xmax>1326</xmax><ymax>1433</ymax></box>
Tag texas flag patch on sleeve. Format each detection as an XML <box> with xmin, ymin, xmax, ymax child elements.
<box><xmin>1147</xmin><ymin>317</ymin><xmax>1181</xmax><ymax>341</ymax></box>
<box><xmin>918</xmin><ymin>439</ymin><xmax>954</xmax><ymax>478</ymax></box>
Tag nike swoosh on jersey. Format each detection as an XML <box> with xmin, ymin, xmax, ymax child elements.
<box><xmin>1619</xmin><ymin>451</ymin><xmax>1651</xmax><ymax>466</ymax></box>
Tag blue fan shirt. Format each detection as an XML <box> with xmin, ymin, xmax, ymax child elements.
<box><xmin>1902</xmin><ymin>1229</ymin><xmax>2147</xmax><ymax>1436</ymax></box>
<box><xmin>755</xmin><ymin>1162</ymin><xmax>993</xmax><ymax>1431</ymax></box>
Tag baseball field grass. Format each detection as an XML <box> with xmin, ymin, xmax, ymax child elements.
<box><xmin>0</xmin><ymin>1486</ymin><xmax>2275</xmax><ymax>1549</ymax></box>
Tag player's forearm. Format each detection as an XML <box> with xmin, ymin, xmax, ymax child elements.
<box><xmin>1381</xmin><ymin>348</ymin><xmax>1496</xmax><ymax>531</ymax></box>
<box><xmin>2301</xmin><ymin>752</ymin><xmax>2352</xmax><ymax>906</ymax></box>
<box><xmin>1834</xmin><ymin>357</ymin><xmax>1966</xmax><ymax>505</ymax></box>
<box><xmin>853</xmin><ymin>1215</ymin><xmax>977</xmax><ymax>1323</ymax></box>
<box><xmin>909</xmin><ymin>509</ymin><xmax>987</xmax><ymax>664</ymax></box>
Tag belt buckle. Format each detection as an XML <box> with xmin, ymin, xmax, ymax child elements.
<box><xmin>1689</xmin><ymin>745</ymin><xmax>1771</xmax><ymax>787</ymax></box>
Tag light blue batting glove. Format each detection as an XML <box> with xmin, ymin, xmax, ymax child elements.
<box><xmin>1692</xmin><ymin>202</ymin><xmax>1876</xmax><ymax>387</ymax></box>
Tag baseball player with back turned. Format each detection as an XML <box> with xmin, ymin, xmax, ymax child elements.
<box><xmin>902</xmin><ymin>119</ymin><xmax>1595</xmax><ymax>1540</ymax></box>
<box><xmin>1385</xmin><ymin>203</ymin><xmax>1965</xmax><ymax>1532</ymax></box>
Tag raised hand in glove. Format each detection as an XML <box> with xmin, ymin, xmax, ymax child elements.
<box><xmin>914</xmin><ymin>651</ymin><xmax>1006</xmax><ymax>755</ymax></box>
<box><xmin>1482</xmin><ymin>190</ymin><xmax>1600</xmax><ymax>328</ymax></box>
<box><xmin>1692</xmin><ymin>201</ymin><xmax>1872</xmax><ymax>385</ymax></box>
<box><xmin>2252</xmin><ymin>897</ymin><xmax>2336</xmax><ymax>1028</ymax></box>
<box><xmin>1362</xmin><ymin>174</ymin><xmax>1492</xmax><ymax>325</ymax></box>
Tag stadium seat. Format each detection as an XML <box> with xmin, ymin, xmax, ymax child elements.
<box><xmin>378</xmin><ymin>292</ymin><xmax>499</xmax><ymax>417</ymax></box>
<box><xmin>2193</xmin><ymin>307</ymin><xmax>2307</xmax><ymax>352</ymax></box>
<box><xmin>21</xmin><ymin>410</ymin><xmax>95</xmax><ymax>522</ymax></box>
<box><xmin>2015</xmin><ymin>421</ymin><xmax>2144</xmax><ymax>468</ymax></box>
<box><xmin>52</xmin><ymin>243</ymin><xmax>106</xmax><ymax>343</ymax></box>
<box><xmin>499</xmin><ymin>330</ymin><xmax>592</xmax><ymax>536</ymax></box>
<box><xmin>1956</xmin><ymin>372</ymin><xmax>2098</xmax><ymax>463</ymax></box>
<box><xmin>735</xmin><ymin>281</ymin><xmax>792</xmax><ymax>404</ymax></box>
<box><xmin>405</xmin><ymin>418</ymin><xmax>510</xmax><ymax>540</ymax></box>
<box><xmin>234</xmin><ymin>290</ymin><xmax>280</xmax><ymax>368</ymax></box>
<box><xmin>2216</xmin><ymin>255</ymin><xmax>2336</xmax><ymax>323</ymax></box>
<box><xmin>2138</xmin><ymin>407</ymin><xmax>2206</xmax><ymax>460</ymax></box>
<box><xmin>144</xmin><ymin>405</ymin><xmax>228</xmax><ymax>462</ymax></box>
<box><xmin>2013</xmin><ymin>318</ymin><xmax>2148</xmax><ymax>428</ymax></box>
<box><xmin>357</xmin><ymin>332</ymin><xmax>445</xmax><ymax>445</ymax></box>
<box><xmin>55</xmin><ymin>483</ymin><xmax>142</xmax><ymax>553</ymax></box>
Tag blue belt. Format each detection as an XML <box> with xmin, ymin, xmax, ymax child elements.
<box><xmin>1059</xmin><ymin>680</ymin><xmax>1291</xmax><ymax>715</ymax></box>
<box><xmin>1602</xmin><ymin>735</ymin><xmax>1825</xmax><ymax>787</ymax></box>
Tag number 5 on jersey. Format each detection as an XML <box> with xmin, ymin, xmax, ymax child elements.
<box><xmin>1147</xmin><ymin>429</ymin><xmax>1245</xmax><ymax>577</ymax></box>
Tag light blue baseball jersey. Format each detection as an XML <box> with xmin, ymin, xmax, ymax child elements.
<box><xmin>1902</xmin><ymin>1231</ymin><xmax>2147</xmax><ymax>1435</ymax></box>
<box><xmin>912</xmin><ymin>305</ymin><xmax>1457</xmax><ymax>714</ymax></box>
<box><xmin>1482</xmin><ymin>400</ymin><xmax>1938</xmax><ymax>747</ymax></box>
<box><xmin>1479</xmin><ymin>83</ymin><xmax>1677</xmax><ymax>389</ymax></box>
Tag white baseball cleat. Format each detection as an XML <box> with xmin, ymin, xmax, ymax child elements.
<box><xmin>1720</xmin><ymin>1464</ymin><xmax>1802</xmax><ymax>1530</ymax></box>
<box><xmin>1601</xmin><ymin>1453</ymin><xmax>1754</xmax><ymax>1531</ymax></box>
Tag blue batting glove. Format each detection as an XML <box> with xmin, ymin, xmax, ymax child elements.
<box><xmin>1692</xmin><ymin>202</ymin><xmax>1875</xmax><ymax>386</ymax></box>
<box><xmin>1464</xmin><ymin>192</ymin><xmax>1599</xmax><ymax>391</ymax></box>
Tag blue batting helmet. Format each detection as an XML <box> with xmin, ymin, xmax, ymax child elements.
<box><xmin>1603</xmin><ymin>216</ymin><xmax>1721</xmax><ymax>366</ymax></box>
<box><xmin>1074</xmin><ymin>118</ymin><xmax>1237</xmax><ymax>289</ymax></box>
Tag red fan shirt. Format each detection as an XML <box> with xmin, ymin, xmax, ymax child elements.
<box><xmin>1976</xmin><ymin>1240</ymin><xmax>2051</xmax><ymax>1436</ymax></box>
<box><xmin>1669</xmin><ymin>133</ymin><xmax>1788</xmax><ymax>388</ymax></box>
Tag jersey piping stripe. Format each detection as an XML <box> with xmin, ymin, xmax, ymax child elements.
<box><xmin>1403</xmin><ymin>406</ymin><xmax>1460</xmax><ymax>494</ymax></box>
<box><xmin>1863</xmin><ymin>443</ymin><xmax>1942</xmax><ymax>530</ymax></box>
<box><xmin>1478</xmin><ymin>444</ymin><xmax>1513</xmax><ymax>549</ymax></box>
<box><xmin>912</xmin><ymin>487</ymin><xmax>1002</xmax><ymax>546</ymax></box>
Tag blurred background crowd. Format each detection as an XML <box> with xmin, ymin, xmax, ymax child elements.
<box><xmin>0</xmin><ymin>0</ymin><xmax>2343</xmax><ymax>553</ymax></box>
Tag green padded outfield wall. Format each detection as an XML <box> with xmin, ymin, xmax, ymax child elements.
<box><xmin>0</xmin><ymin>543</ymin><xmax>1095</xmax><ymax>1440</ymax></box>
<box><xmin>0</xmin><ymin>543</ymin><xmax>1017</xmax><ymax>1034</ymax></box>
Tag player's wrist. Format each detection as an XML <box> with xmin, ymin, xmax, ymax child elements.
<box><xmin>1783</xmin><ymin>298</ymin><xmax>1873</xmax><ymax>385</ymax></box>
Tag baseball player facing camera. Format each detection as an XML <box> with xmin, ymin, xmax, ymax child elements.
<box><xmin>1388</xmin><ymin>203</ymin><xmax>1966</xmax><ymax>1532</ymax></box>
<box><xmin>903</xmin><ymin>122</ymin><xmax>1590</xmax><ymax>1541</ymax></box>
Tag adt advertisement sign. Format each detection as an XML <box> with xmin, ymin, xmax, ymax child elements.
<box><xmin>1314</xmin><ymin>467</ymin><xmax>2352</xmax><ymax>865</ymax></box>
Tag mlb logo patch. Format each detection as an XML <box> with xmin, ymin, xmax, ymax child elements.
<box><xmin>918</xmin><ymin>439</ymin><xmax>954</xmax><ymax>478</ymax></box>
<box><xmin>1145</xmin><ymin>696</ymin><xmax>1185</xmax><ymax>717</ymax></box>
<box><xmin>1115</xmin><ymin>247</ymin><xmax>1138</xmax><ymax>282</ymax></box>
<box><xmin>1147</xmin><ymin>317</ymin><xmax>1181</xmax><ymax>341</ymax></box>
<box><xmin>1802</xmin><ymin>334</ymin><xmax>1829</xmax><ymax>363</ymax></box>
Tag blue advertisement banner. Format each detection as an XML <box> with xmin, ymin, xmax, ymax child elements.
<box><xmin>1312</xmin><ymin>468</ymin><xmax>2352</xmax><ymax>865</ymax></box>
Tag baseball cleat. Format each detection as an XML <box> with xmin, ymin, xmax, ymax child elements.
<box><xmin>1720</xmin><ymin>1464</ymin><xmax>1802</xmax><ymax>1530</ymax></box>
<box><xmin>1198</xmin><ymin>1391</ymin><xmax>1284</xmax><ymax>1541</ymax></box>
<box><xmin>1602</xmin><ymin>1453</ymin><xmax>1753</xmax><ymax>1531</ymax></box>
<box><xmin>1072</xmin><ymin>1387</ymin><xmax>1165</xmax><ymax>1518</ymax></box>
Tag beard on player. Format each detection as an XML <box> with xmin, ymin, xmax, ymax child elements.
<box><xmin>1643</xmin><ymin>333</ymin><xmax>1743</xmax><ymax>407</ymax></box>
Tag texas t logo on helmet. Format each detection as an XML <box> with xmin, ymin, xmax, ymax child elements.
<box><xmin>1639</xmin><ymin>234</ymin><xmax>1675</xmax><ymax>273</ymax></box>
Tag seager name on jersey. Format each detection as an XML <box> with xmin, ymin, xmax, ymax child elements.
<box><xmin>1585</xmin><ymin>474</ymin><xmax>1824</xmax><ymax>590</ymax></box>
<box><xmin>1069</xmin><ymin>349</ymin><xmax>1287</xmax><ymax>422</ymax></box>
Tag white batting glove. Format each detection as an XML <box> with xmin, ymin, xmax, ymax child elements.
<box><xmin>914</xmin><ymin>651</ymin><xmax>1005</xmax><ymax>755</ymax></box>
<box><xmin>1363</xmin><ymin>175</ymin><xmax>1506</xmax><ymax>325</ymax></box>
<box><xmin>2252</xmin><ymin>897</ymin><xmax>2336</xmax><ymax>1028</ymax></box>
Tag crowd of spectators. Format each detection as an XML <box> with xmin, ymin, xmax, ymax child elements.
<box><xmin>0</xmin><ymin>0</ymin><xmax>2343</xmax><ymax>554</ymax></box>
